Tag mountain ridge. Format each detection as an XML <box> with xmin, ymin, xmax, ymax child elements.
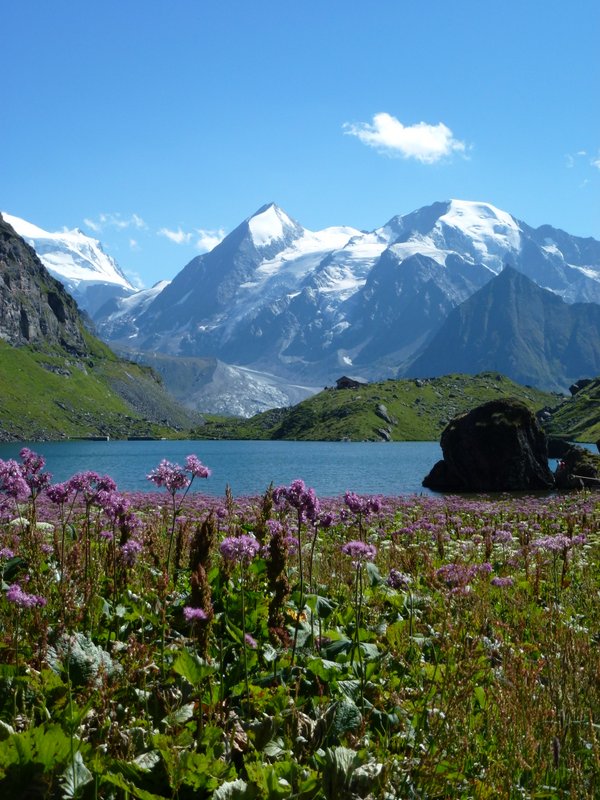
<box><xmin>2</xmin><ymin>212</ymin><xmax>137</xmax><ymax>316</ymax></box>
<box><xmin>406</xmin><ymin>266</ymin><xmax>600</xmax><ymax>392</ymax></box>
<box><xmin>0</xmin><ymin>213</ymin><xmax>201</xmax><ymax>440</ymax></box>
<box><xmin>12</xmin><ymin>200</ymin><xmax>600</xmax><ymax>414</ymax></box>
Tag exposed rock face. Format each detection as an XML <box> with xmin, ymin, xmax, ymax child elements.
<box><xmin>423</xmin><ymin>398</ymin><xmax>554</xmax><ymax>492</ymax></box>
<box><xmin>547</xmin><ymin>437</ymin><xmax>573</xmax><ymax>459</ymax></box>
<box><xmin>569</xmin><ymin>379</ymin><xmax>593</xmax><ymax>396</ymax></box>
<box><xmin>555</xmin><ymin>446</ymin><xmax>600</xmax><ymax>489</ymax></box>
<box><xmin>0</xmin><ymin>214</ymin><xmax>87</xmax><ymax>354</ymax></box>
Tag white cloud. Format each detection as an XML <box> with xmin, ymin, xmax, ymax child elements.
<box><xmin>158</xmin><ymin>226</ymin><xmax>193</xmax><ymax>245</ymax></box>
<box><xmin>84</xmin><ymin>212</ymin><xmax>147</xmax><ymax>232</ymax></box>
<box><xmin>158</xmin><ymin>225</ymin><xmax>226</xmax><ymax>252</ymax></box>
<box><xmin>129</xmin><ymin>238</ymin><xmax>140</xmax><ymax>250</ymax></box>
<box><xmin>592</xmin><ymin>154</ymin><xmax>600</xmax><ymax>170</ymax></box>
<box><xmin>124</xmin><ymin>270</ymin><xmax>145</xmax><ymax>290</ymax></box>
<box><xmin>195</xmin><ymin>228</ymin><xmax>226</xmax><ymax>252</ymax></box>
<box><xmin>83</xmin><ymin>217</ymin><xmax>101</xmax><ymax>232</ymax></box>
<box><xmin>343</xmin><ymin>112</ymin><xmax>466</xmax><ymax>163</ymax></box>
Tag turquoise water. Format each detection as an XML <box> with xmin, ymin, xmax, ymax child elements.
<box><xmin>0</xmin><ymin>439</ymin><xmax>443</xmax><ymax>498</ymax></box>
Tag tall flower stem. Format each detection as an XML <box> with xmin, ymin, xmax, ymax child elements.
<box><xmin>240</xmin><ymin>564</ymin><xmax>250</xmax><ymax>708</ymax></box>
<box><xmin>291</xmin><ymin>513</ymin><xmax>304</xmax><ymax>667</ymax></box>
<box><xmin>354</xmin><ymin>564</ymin><xmax>366</xmax><ymax>714</ymax></box>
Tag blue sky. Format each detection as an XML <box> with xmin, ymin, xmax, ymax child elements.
<box><xmin>1</xmin><ymin>0</ymin><xmax>599</xmax><ymax>287</ymax></box>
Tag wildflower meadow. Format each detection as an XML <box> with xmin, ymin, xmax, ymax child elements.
<box><xmin>1</xmin><ymin>449</ymin><xmax>600</xmax><ymax>798</ymax></box>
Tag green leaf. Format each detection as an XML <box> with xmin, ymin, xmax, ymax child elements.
<box><xmin>320</xmin><ymin>635</ymin><xmax>352</xmax><ymax>660</ymax></box>
<box><xmin>474</xmin><ymin>685</ymin><xmax>488</xmax><ymax>710</ymax></box>
<box><xmin>332</xmin><ymin>698</ymin><xmax>362</xmax><ymax>737</ymax></box>
<box><xmin>306</xmin><ymin>594</ymin><xmax>336</xmax><ymax>618</ymax></box>
<box><xmin>307</xmin><ymin>657</ymin><xmax>343</xmax><ymax>681</ymax></box>
<box><xmin>366</xmin><ymin>561</ymin><xmax>384</xmax><ymax>586</ymax></box>
<box><xmin>0</xmin><ymin>724</ymin><xmax>73</xmax><ymax>774</ymax></box>
<box><xmin>359</xmin><ymin>642</ymin><xmax>380</xmax><ymax>660</ymax></box>
<box><xmin>162</xmin><ymin>702</ymin><xmax>195</xmax><ymax>728</ymax></box>
<box><xmin>47</xmin><ymin>632</ymin><xmax>118</xmax><ymax>687</ymax></box>
<box><xmin>133</xmin><ymin>750</ymin><xmax>161</xmax><ymax>772</ymax></box>
<box><xmin>60</xmin><ymin>750</ymin><xmax>93</xmax><ymax>799</ymax></box>
<box><xmin>103</xmin><ymin>771</ymin><xmax>170</xmax><ymax>800</ymax></box>
<box><xmin>213</xmin><ymin>778</ymin><xmax>256</xmax><ymax>799</ymax></box>
<box><xmin>172</xmin><ymin>649</ymin><xmax>215</xmax><ymax>686</ymax></box>
<box><xmin>262</xmin><ymin>643</ymin><xmax>279</xmax><ymax>663</ymax></box>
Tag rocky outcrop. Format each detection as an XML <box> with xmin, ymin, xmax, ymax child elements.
<box><xmin>555</xmin><ymin>446</ymin><xmax>600</xmax><ymax>489</ymax></box>
<box><xmin>0</xmin><ymin>214</ymin><xmax>87</xmax><ymax>354</ymax></box>
<box><xmin>423</xmin><ymin>398</ymin><xmax>554</xmax><ymax>492</ymax></box>
<box><xmin>547</xmin><ymin>437</ymin><xmax>573</xmax><ymax>459</ymax></box>
<box><xmin>569</xmin><ymin>379</ymin><xmax>593</xmax><ymax>396</ymax></box>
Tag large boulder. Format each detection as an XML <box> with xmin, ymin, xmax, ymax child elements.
<box><xmin>547</xmin><ymin>437</ymin><xmax>573</xmax><ymax>459</ymax></box>
<box><xmin>423</xmin><ymin>398</ymin><xmax>555</xmax><ymax>492</ymax></box>
<box><xmin>555</xmin><ymin>446</ymin><xmax>600</xmax><ymax>489</ymax></box>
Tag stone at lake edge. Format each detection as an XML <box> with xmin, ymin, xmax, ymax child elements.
<box><xmin>423</xmin><ymin>398</ymin><xmax>555</xmax><ymax>492</ymax></box>
<box><xmin>555</xmin><ymin>446</ymin><xmax>600</xmax><ymax>489</ymax></box>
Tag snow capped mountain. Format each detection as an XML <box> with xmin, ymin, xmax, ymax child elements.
<box><xmin>2</xmin><ymin>213</ymin><xmax>137</xmax><ymax>315</ymax></box>
<box><xmin>90</xmin><ymin>199</ymin><xmax>600</xmax><ymax>410</ymax></box>
<box><xmin>93</xmin><ymin>280</ymin><xmax>170</xmax><ymax>340</ymax></box>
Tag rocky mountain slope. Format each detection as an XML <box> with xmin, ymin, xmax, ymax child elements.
<box><xmin>0</xmin><ymin>214</ymin><xmax>200</xmax><ymax>440</ymax></box>
<box><xmin>93</xmin><ymin>200</ymin><xmax>600</xmax><ymax>408</ymax></box>
<box><xmin>3</xmin><ymin>213</ymin><xmax>137</xmax><ymax>316</ymax></box>
<box><xmin>406</xmin><ymin>267</ymin><xmax>600</xmax><ymax>392</ymax></box>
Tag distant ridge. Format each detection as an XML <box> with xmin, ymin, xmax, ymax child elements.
<box><xmin>14</xmin><ymin>199</ymin><xmax>600</xmax><ymax>413</ymax></box>
<box><xmin>406</xmin><ymin>266</ymin><xmax>600</xmax><ymax>392</ymax></box>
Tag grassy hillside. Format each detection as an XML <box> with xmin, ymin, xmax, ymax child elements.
<box><xmin>193</xmin><ymin>372</ymin><xmax>559</xmax><ymax>442</ymax></box>
<box><xmin>0</xmin><ymin>337</ymin><xmax>199</xmax><ymax>441</ymax></box>
<box><xmin>544</xmin><ymin>377</ymin><xmax>600</xmax><ymax>442</ymax></box>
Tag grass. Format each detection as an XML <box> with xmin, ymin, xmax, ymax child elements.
<box><xmin>195</xmin><ymin>372</ymin><xmax>559</xmax><ymax>441</ymax></box>
<box><xmin>544</xmin><ymin>377</ymin><xmax>600</xmax><ymax>442</ymax></box>
<box><xmin>0</xmin><ymin>450</ymin><xmax>599</xmax><ymax>798</ymax></box>
<box><xmin>0</xmin><ymin>340</ymin><xmax>187</xmax><ymax>440</ymax></box>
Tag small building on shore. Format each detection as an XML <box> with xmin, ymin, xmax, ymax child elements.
<box><xmin>335</xmin><ymin>375</ymin><xmax>368</xmax><ymax>390</ymax></box>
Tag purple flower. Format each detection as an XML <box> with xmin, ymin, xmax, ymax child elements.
<box><xmin>343</xmin><ymin>491</ymin><xmax>382</xmax><ymax>517</ymax></box>
<box><xmin>0</xmin><ymin>459</ymin><xmax>30</xmax><ymax>500</ymax></box>
<box><xmin>66</xmin><ymin>472</ymin><xmax>116</xmax><ymax>505</ymax></box>
<box><xmin>436</xmin><ymin>562</ymin><xmax>492</xmax><ymax>593</ymax></box>
<box><xmin>491</xmin><ymin>576</ymin><xmax>514</xmax><ymax>588</ymax></box>
<box><xmin>119</xmin><ymin>538</ymin><xmax>143</xmax><ymax>566</ymax></box>
<box><xmin>147</xmin><ymin>460</ymin><xmax>190</xmax><ymax>494</ymax></box>
<box><xmin>184</xmin><ymin>455</ymin><xmax>211</xmax><ymax>479</ymax></box>
<box><xmin>244</xmin><ymin>633</ymin><xmax>258</xmax><ymax>649</ymax></box>
<box><xmin>387</xmin><ymin>569</ymin><xmax>412</xmax><ymax>590</ymax></box>
<box><xmin>46</xmin><ymin>482</ymin><xmax>73</xmax><ymax>505</ymax></box>
<box><xmin>273</xmin><ymin>479</ymin><xmax>320</xmax><ymax>523</ymax></box>
<box><xmin>0</xmin><ymin>547</ymin><xmax>15</xmax><ymax>560</ymax></box>
<box><xmin>183</xmin><ymin>606</ymin><xmax>208</xmax><ymax>622</ymax></box>
<box><xmin>219</xmin><ymin>534</ymin><xmax>260</xmax><ymax>565</ymax></box>
<box><xmin>341</xmin><ymin>540</ymin><xmax>377</xmax><ymax>564</ymax></box>
<box><xmin>147</xmin><ymin>455</ymin><xmax>211</xmax><ymax>496</ymax></box>
<box><xmin>6</xmin><ymin>583</ymin><xmax>47</xmax><ymax>608</ymax></box>
<box><xmin>532</xmin><ymin>535</ymin><xmax>572</xmax><ymax>553</ymax></box>
<box><xmin>318</xmin><ymin>512</ymin><xmax>335</xmax><ymax>529</ymax></box>
<box><xmin>19</xmin><ymin>448</ymin><xmax>51</xmax><ymax>495</ymax></box>
<box><xmin>97</xmin><ymin>490</ymin><xmax>130</xmax><ymax>519</ymax></box>
<box><xmin>266</xmin><ymin>519</ymin><xmax>285</xmax><ymax>536</ymax></box>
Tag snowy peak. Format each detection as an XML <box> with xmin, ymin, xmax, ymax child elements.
<box><xmin>430</xmin><ymin>199</ymin><xmax>521</xmax><ymax>269</ymax></box>
<box><xmin>438</xmin><ymin>199</ymin><xmax>521</xmax><ymax>251</ymax></box>
<box><xmin>2</xmin><ymin>212</ymin><xmax>137</xmax><ymax>315</ymax></box>
<box><xmin>3</xmin><ymin>213</ymin><xmax>135</xmax><ymax>291</ymax></box>
<box><xmin>246</xmin><ymin>203</ymin><xmax>304</xmax><ymax>248</ymax></box>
